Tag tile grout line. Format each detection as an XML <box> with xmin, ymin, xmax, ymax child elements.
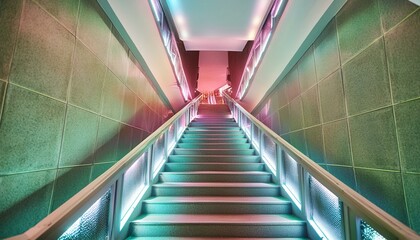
<box><xmin>334</xmin><ymin>14</ymin><xmax>358</xmax><ymax>191</ymax></box>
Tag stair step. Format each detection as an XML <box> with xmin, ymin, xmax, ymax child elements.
<box><xmin>130</xmin><ymin>214</ymin><xmax>306</xmax><ymax>238</ymax></box>
<box><xmin>179</xmin><ymin>138</ymin><xmax>248</xmax><ymax>144</ymax></box>
<box><xmin>152</xmin><ymin>182</ymin><xmax>280</xmax><ymax>196</ymax></box>
<box><xmin>168</xmin><ymin>155</ymin><xmax>260</xmax><ymax>163</ymax></box>
<box><xmin>183</xmin><ymin>130</ymin><xmax>242</xmax><ymax>135</ymax></box>
<box><xmin>165</xmin><ymin>163</ymin><xmax>265</xmax><ymax>172</ymax></box>
<box><xmin>189</xmin><ymin>122</ymin><xmax>238</xmax><ymax>127</ymax></box>
<box><xmin>186</xmin><ymin>127</ymin><xmax>240</xmax><ymax>131</ymax></box>
<box><xmin>128</xmin><ymin>238</ymin><xmax>309</xmax><ymax>240</ymax></box>
<box><xmin>181</xmin><ymin>134</ymin><xmax>245</xmax><ymax>139</ymax></box>
<box><xmin>172</xmin><ymin>148</ymin><xmax>255</xmax><ymax>155</ymax></box>
<box><xmin>143</xmin><ymin>196</ymin><xmax>291</xmax><ymax>214</ymax></box>
<box><xmin>159</xmin><ymin>171</ymin><xmax>271</xmax><ymax>182</ymax></box>
<box><xmin>176</xmin><ymin>143</ymin><xmax>252</xmax><ymax>149</ymax></box>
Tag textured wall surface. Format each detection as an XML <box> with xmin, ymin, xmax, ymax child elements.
<box><xmin>0</xmin><ymin>0</ymin><xmax>172</xmax><ymax>237</ymax></box>
<box><xmin>255</xmin><ymin>0</ymin><xmax>419</xmax><ymax>233</ymax></box>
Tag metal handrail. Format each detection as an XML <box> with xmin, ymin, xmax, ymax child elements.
<box><xmin>8</xmin><ymin>94</ymin><xmax>202</xmax><ymax>240</ymax></box>
<box><xmin>223</xmin><ymin>92</ymin><xmax>419</xmax><ymax>240</ymax></box>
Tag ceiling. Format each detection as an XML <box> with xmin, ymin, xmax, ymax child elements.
<box><xmin>163</xmin><ymin>0</ymin><xmax>272</xmax><ymax>51</ymax></box>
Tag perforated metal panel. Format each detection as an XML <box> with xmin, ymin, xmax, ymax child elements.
<box><xmin>121</xmin><ymin>154</ymin><xmax>148</xmax><ymax>220</ymax></box>
<box><xmin>243</xmin><ymin>116</ymin><xmax>251</xmax><ymax>138</ymax></box>
<box><xmin>59</xmin><ymin>189</ymin><xmax>111</xmax><ymax>240</ymax></box>
<box><xmin>262</xmin><ymin>134</ymin><xmax>276</xmax><ymax>174</ymax></box>
<box><xmin>167</xmin><ymin>124</ymin><xmax>176</xmax><ymax>150</ymax></box>
<box><xmin>360</xmin><ymin>220</ymin><xmax>386</xmax><ymax>240</ymax></box>
<box><xmin>309</xmin><ymin>176</ymin><xmax>344</xmax><ymax>240</ymax></box>
<box><xmin>284</xmin><ymin>153</ymin><xmax>300</xmax><ymax>203</ymax></box>
<box><xmin>152</xmin><ymin>134</ymin><xmax>166</xmax><ymax>175</ymax></box>
<box><xmin>252</xmin><ymin>125</ymin><xmax>260</xmax><ymax>150</ymax></box>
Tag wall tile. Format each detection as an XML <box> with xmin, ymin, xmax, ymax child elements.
<box><xmin>126</xmin><ymin>55</ymin><xmax>142</xmax><ymax>97</ymax></box>
<box><xmin>278</xmin><ymin>105</ymin><xmax>290</xmax><ymax>135</ymax></box>
<box><xmin>77</xmin><ymin>0</ymin><xmax>111</xmax><ymax>63</ymax></box>
<box><xmin>319</xmin><ymin>70</ymin><xmax>346</xmax><ymax>122</ymax></box>
<box><xmin>91</xmin><ymin>162</ymin><xmax>114</xmax><ymax>181</ymax></box>
<box><xmin>301</xmin><ymin>85</ymin><xmax>321</xmax><ymax>127</ymax></box>
<box><xmin>289</xmin><ymin>130</ymin><xmax>307</xmax><ymax>155</ymax></box>
<box><xmin>285</xmin><ymin>67</ymin><xmax>300</xmax><ymax>102</ymax></box>
<box><xmin>277</xmin><ymin>80</ymin><xmax>288</xmax><ymax>108</ymax></box>
<box><xmin>395</xmin><ymin>99</ymin><xmax>420</xmax><ymax>173</ymax></box>
<box><xmin>107</xmin><ymin>28</ymin><xmax>129</xmax><ymax>83</ymax></box>
<box><xmin>0</xmin><ymin>170</ymin><xmax>55</xmax><ymax>238</ymax></box>
<box><xmin>121</xmin><ymin>87</ymin><xmax>137</xmax><ymax>125</ymax></box>
<box><xmin>131</xmin><ymin>128</ymin><xmax>147</xmax><ymax>147</ymax></box>
<box><xmin>101</xmin><ymin>70</ymin><xmax>124</xmax><ymax>121</ymax></box>
<box><xmin>51</xmin><ymin>166</ymin><xmax>91</xmax><ymax>211</ymax></box>
<box><xmin>298</xmin><ymin>47</ymin><xmax>317</xmax><ymax>92</ymax></box>
<box><xmin>271</xmin><ymin>111</ymin><xmax>280</xmax><ymax>135</ymax></box>
<box><xmin>60</xmin><ymin>106</ymin><xmax>99</xmax><ymax>167</ymax></box>
<box><xmin>0</xmin><ymin>0</ymin><xmax>23</xmax><ymax>80</ymax></box>
<box><xmin>69</xmin><ymin>40</ymin><xmax>106</xmax><ymax>113</ymax></box>
<box><xmin>403</xmin><ymin>173</ymin><xmax>420</xmax><ymax>232</ymax></box>
<box><xmin>328</xmin><ymin>166</ymin><xmax>356</xmax><ymax>189</ymax></box>
<box><xmin>10</xmin><ymin>0</ymin><xmax>74</xmax><ymax>101</ymax></box>
<box><xmin>0</xmin><ymin>85</ymin><xmax>65</xmax><ymax>174</ymax></box>
<box><xmin>94</xmin><ymin>117</ymin><xmax>120</xmax><ymax>163</ymax></box>
<box><xmin>323</xmin><ymin>120</ymin><xmax>352</xmax><ymax>166</ymax></box>
<box><xmin>314</xmin><ymin>18</ymin><xmax>340</xmax><ymax>81</ymax></box>
<box><xmin>305</xmin><ymin>126</ymin><xmax>325</xmax><ymax>164</ymax></box>
<box><xmin>385</xmin><ymin>10</ymin><xmax>420</xmax><ymax>103</ymax></box>
<box><xmin>289</xmin><ymin>97</ymin><xmax>303</xmax><ymax>131</ymax></box>
<box><xmin>337</xmin><ymin>0</ymin><xmax>382</xmax><ymax>62</ymax></box>
<box><xmin>116</xmin><ymin>124</ymin><xmax>133</xmax><ymax>160</ymax></box>
<box><xmin>355</xmin><ymin>168</ymin><xmax>408</xmax><ymax>224</ymax></box>
<box><xmin>342</xmin><ymin>38</ymin><xmax>391</xmax><ymax>116</ymax></box>
<box><xmin>378</xmin><ymin>0</ymin><xmax>418</xmax><ymax>32</ymax></box>
<box><xmin>349</xmin><ymin>107</ymin><xmax>400</xmax><ymax>170</ymax></box>
<box><xmin>36</xmin><ymin>0</ymin><xmax>80</xmax><ymax>34</ymax></box>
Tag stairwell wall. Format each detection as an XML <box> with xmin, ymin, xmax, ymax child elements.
<box><xmin>253</xmin><ymin>0</ymin><xmax>420</xmax><ymax>233</ymax></box>
<box><xmin>0</xmin><ymin>0</ymin><xmax>172</xmax><ymax>238</ymax></box>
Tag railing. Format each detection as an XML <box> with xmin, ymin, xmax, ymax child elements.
<box><xmin>8</xmin><ymin>95</ymin><xmax>202</xmax><ymax>240</ymax></box>
<box><xmin>223</xmin><ymin>92</ymin><xmax>419</xmax><ymax>240</ymax></box>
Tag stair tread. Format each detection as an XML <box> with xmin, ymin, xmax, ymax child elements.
<box><xmin>132</xmin><ymin>214</ymin><xmax>305</xmax><ymax>225</ymax></box>
<box><xmin>144</xmin><ymin>196</ymin><xmax>290</xmax><ymax>203</ymax></box>
<box><xmin>128</xmin><ymin>238</ymin><xmax>309</xmax><ymax>240</ymax></box>
<box><xmin>154</xmin><ymin>182</ymin><xmax>278</xmax><ymax>187</ymax></box>
<box><xmin>169</xmin><ymin>155</ymin><xmax>258</xmax><ymax>158</ymax></box>
<box><xmin>161</xmin><ymin>171</ymin><xmax>269</xmax><ymax>175</ymax></box>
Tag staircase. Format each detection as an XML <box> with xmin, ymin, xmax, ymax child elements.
<box><xmin>127</xmin><ymin>104</ymin><xmax>309</xmax><ymax>239</ymax></box>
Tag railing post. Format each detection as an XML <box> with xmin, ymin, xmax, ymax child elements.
<box><xmin>147</xmin><ymin>147</ymin><xmax>153</xmax><ymax>184</ymax></box>
<box><xmin>110</xmin><ymin>179</ymin><xmax>122</xmax><ymax>239</ymax></box>
<box><xmin>301</xmin><ymin>168</ymin><xmax>310</xmax><ymax>220</ymax></box>
<box><xmin>343</xmin><ymin>203</ymin><xmax>359</xmax><ymax>240</ymax></box>
<box><xmin>274</xmin><ymin>144</ymin><xmax>281</xmax><ymax>184</ymax></box>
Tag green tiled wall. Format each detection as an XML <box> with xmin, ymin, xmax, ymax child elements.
<box><xmin>0</xmin><ymin>0</ymin><xmax>172</xmax><ymax>237</ymax></box>
<box><xmin>256</xmin><ymin>0</ymin><xmax>419</xmax><ymax>232</ymax></box>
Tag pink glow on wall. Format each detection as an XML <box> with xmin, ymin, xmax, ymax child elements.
<box><xmin>197</xmin><ymin>51</ymin><xmax>228</xmax><ymax>93</ymax></box>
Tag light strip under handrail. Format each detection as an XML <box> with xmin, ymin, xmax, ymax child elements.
<box><xmin>223</xmin><ymin>92</ymin><xmax>419</xmax><ymax>240</ymax></box>
<box><xmin>9</xmin><ymin>94</ymin><xmax>202</xmax><ymax>240</ymax></box>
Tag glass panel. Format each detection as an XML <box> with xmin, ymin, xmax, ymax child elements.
<box><xmin>360</xmin><ymin>220</ymin><xmax>386</xmax><ymax>240</ymax></box>
<box><xmin>252</xmin><ymin>124</ymin><xmax>260</xmax><ymax>151</ymax></box>
<box><xmin>262</xmin><ymin>134</ymin><xmax>277</xmax><ymax>175</ymax></box>
<box><xmin>167</xmin><ymin>124</ymin><xmax>176</xmax><ymax>150</ymax></box>
<box><xmin>284</xmin><ymin>153</ymin><xmax>300</xmax><ymax>203</ymax></box>
<box><xmin>309</xmin><ymin>176</ymin><xmax>344</xmax><ymax>240</ymax></box>
<box><xmin>59</xmin><ymin>189</ymin><xmax>111</xmax><ymax>240</ymax></box>
<box><xmin>152</xmin><ymin>134</ymin><xmax>165</xmax><ymax>176</ymax></box>
<box><xmin>243</xmin><ymin>116</ymin><xmax>251</xmax><ymax>138</ymax></box>
<box><xmin>121</xmin><ymin>154</ymin><xmax>148</xmax><ymax>220</ymax></box>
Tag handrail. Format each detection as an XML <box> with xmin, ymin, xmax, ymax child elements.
<box><xmin>9</xmin><ymin>94</ymin><xmax>202</xmax><ymax>240</ymax></box>
<box><xmin>223</xmin><ymin>92</ymin><xmax>419</xmax><ymax>240</ymax></box>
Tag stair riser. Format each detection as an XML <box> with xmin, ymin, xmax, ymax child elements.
<box><xmin>186</xmin><ymin>127</ymin><xmax>240</xmax><ymax>131</ymax></box>
<box><xmin>176</xmin><ymin>144</ymin><xmax>251</xmax><ymax>149</ymax></box>
<box><xmin>168</xmin><ymin>156</ymin><xmax>260</xmax><ymax>163</ymax></box>
<box><xmin>152</xmin><ymin>187</ymin><xmax>280</xmax><ymax>196</ymax></box>
<box><xmin>159</xmin><ymin>174</ymin><xmax>271</xmax><ymax>183</ymax></box>
<box><xmin>131</xmin><ymin>224</ymin><xmax>306</xmax><ymax>238</ymax></box>
<box><xmin>143</xmin><ymin>203</ymin><xmax>291</xmax><ymax>214</ymax></box>
<box><xmin>165</xmin><ymin>164</ymin><xmax>265</xmax><ymax>172</ymax></box>
<box><xmin>179</xmin><ymin>138</ymin><xmax>248</xmax><ymax>144</ymax></box>
<box><xmin>172</xmin><ymin>149</ymin><xmax>255</xmax><ymax>155</ymax></box>
<box><xmin>189</xmin><ymin>123</ymin><xmax>238</xmax><ymax>127</ymax></box>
